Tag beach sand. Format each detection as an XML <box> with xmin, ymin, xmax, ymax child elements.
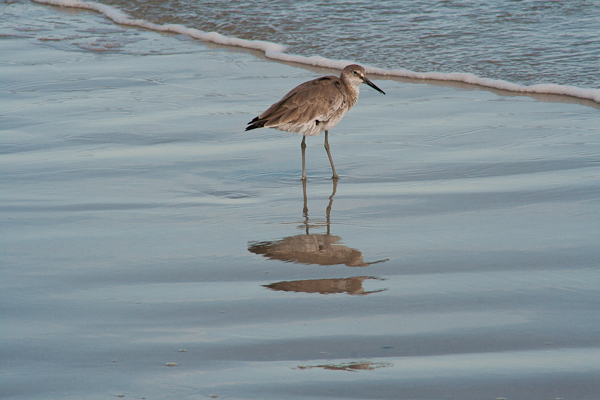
<box><xmin>1</xmin><ymin>3</ymin><xmax>600</xmax><ymax>400</ymax></box>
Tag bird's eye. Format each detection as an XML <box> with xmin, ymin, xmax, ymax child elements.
<box><xmin>353</xmin><ymin>71</ymin><xmax>358</xmax><ymax>75</ymax></box>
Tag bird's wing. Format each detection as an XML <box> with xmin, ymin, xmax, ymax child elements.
<box><xmin>256</xmin><ymin>76</ymin><xmax>348</xmax><ymax>128</ymax></box>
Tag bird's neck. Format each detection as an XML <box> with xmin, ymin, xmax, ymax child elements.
<box><xmin>345</xmin><ymin>84</ymin><xmax>360</xmax><ymax>108</ymax></box>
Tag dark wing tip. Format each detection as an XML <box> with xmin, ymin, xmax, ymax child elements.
<box><xmin>246</xmin><ymin>116</ymin><xmax>265</xmax><ymax>131</ymax></box>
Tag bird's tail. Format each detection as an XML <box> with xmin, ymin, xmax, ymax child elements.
<box><xmin>245</xmin><ymin>116</ymin><xmax>265</xmax><ymax>131</ymax></box>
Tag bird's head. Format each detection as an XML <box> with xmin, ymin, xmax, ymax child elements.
<box><xmin>342</xmin><ymin>64</ymin><xmax>385</xmax><ymax>95</ymax></box>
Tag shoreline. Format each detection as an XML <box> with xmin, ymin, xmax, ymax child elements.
<box><xmin>32</xmin><ymin>0</ymin><xmax>600</xmax><ymax>107</ymax></box>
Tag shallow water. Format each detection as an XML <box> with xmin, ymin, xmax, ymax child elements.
<box><xmin>1</xmin><ymin>2</ymin><xmax>600</xmax><ymax>400</ymax></box>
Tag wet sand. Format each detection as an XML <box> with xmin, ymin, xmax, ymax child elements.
<box><xmin>1</xmin><ymin>3</ymin><xmax>600</xmax><ymax>400</ymax></box>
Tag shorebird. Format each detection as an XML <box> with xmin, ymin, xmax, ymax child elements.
<box><xmin>245</xmin><ymin>64</ymin><xmax>385</xmax><ymax>180</ymax></box>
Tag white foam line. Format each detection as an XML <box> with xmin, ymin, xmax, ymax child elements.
<box><xmin>366</xmin><ymin>66</ymin><xmax>600</xmax><ymax>103</ymax></box>
<box><xmin>34</xmin><ymin>0</ymin><xmax>600</xmax><ymax>104</ymax></box>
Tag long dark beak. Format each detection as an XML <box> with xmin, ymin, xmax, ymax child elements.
<box><xmin>363</xmin><ymin>77</ymin><xmax>385</xmax><ymax>95</ymax></box>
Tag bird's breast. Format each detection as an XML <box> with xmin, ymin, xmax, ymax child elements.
<box><xmin>321</xmin><ymin>106</ymin><xmax>349</xmax><ymax>131</ymax></box>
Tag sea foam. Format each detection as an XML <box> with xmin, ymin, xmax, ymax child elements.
<box><xmin>33</xmin><ymin>0</ymin><xmax>600</xmax><ymax>104</ymax></box>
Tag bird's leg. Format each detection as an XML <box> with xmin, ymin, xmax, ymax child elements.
<box><xmin>324</xmin><ymin>130</ymin><xmax>338</xmax><ymax>179</ymax></box>
<box><xmin>301</xmin><ymin>136</ymin><xmax>307</xmax><ymax>180</ymax></box>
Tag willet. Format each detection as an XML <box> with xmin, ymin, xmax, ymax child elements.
<box><xmin>245</xmin><ymin>64</ymin><xmax>385</xmax><ymax>180</ymax></box>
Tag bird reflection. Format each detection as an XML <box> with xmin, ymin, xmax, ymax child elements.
<box><xmin>263</xmin><ymin>276</ymin><xmax>386</xmax><ymax>295</ymax></box>
<box><xmin>249</xmin><ymin>180</ymin><xmax>388</xmax><ymax>295</ymax></box>
<box><xmin>296</xmin><ymin>361</ymin><xmax>392</xmax><ymax>372</ymax></box>
<box><xmin>248</xmin><ymin>179</ymin><xmax>388</xmax><ymax>267</ymax></box>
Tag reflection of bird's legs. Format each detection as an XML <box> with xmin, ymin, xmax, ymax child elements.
<box><xmin>326</xmin><ymin>178</ymin><xmax>337</xmax><ymax>235</ymax></box>
<box><xmin>324</xmin><ymin>130</ymin><xmax>338</xmax><ymax>179</ymax></box>
<box><xmin>301</xmin><ymin>136</ymin><xmax>307</xmax><ymax>180</ymax></box>
<box><xmin>330</xmin><ymin>177</ymin><xmax>338</xmax><ymax>199</ymax></box>
<box><xmin>302</xmin><ymin>178</ymin><xmax>308</xmax><ymax>217</ymax></box>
